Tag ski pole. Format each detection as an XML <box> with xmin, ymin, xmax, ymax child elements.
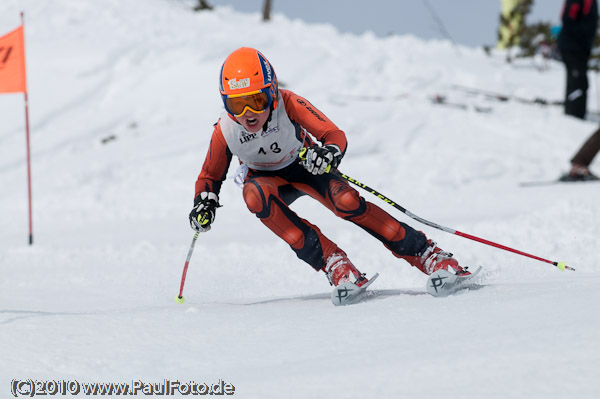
<box><xmin>298</xmin><ymin>148</ymin><xmax>574</xmax><ymax>271</ymax></box>
<box><xmin>339</xmin><ymin>171</ymin><xmax>574</xmax><ymax>271</ymax></box>
<box><xmin>175</xmin><ymin>231</ymin><xmax>200</xmax><ymax>304</ymax></box>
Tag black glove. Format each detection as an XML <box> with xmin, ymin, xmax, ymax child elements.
<box><xmin>301</xmin><ymin>144</ymin><xmax>342</xmax><ymax>175</ymax></box>
<box><xmin>189</xmin><ymin>192</ymin><xmax>220</xmax><ymax>232</ymax></box>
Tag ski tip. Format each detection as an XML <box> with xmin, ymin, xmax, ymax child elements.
<box><xmin>331</xmin><ymin>273</ymin><xmax>379</xmax><ymax>306</ymax></box>
<box><xmin>426</xmin><ymin>266</ymin><xmax>483</xmax><ymax>297</ymax></box>
<box><xmin>366</xmin><ymin>273</ymin><xmax>380</xmax><ymax>286</ymax></box>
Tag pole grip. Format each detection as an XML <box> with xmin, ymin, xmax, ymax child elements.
<box><xmin>298</xmin><ymin>147</ymin><xmax>332</xmax><ymax>173</ymax></box>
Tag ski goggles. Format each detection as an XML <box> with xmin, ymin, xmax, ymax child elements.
<box><xmin>223</xmin><ymin>90</ymin><xmax>272</xmax><ymax>117</ymax></box>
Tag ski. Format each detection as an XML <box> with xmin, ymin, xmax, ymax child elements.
<box><xmin>340</xmin><ymin>93</ymin><xmax>409</xmax><ymax>102</ymax></box>
<box><xmin>450</xmin><ymin>85</ymin><xmax>563</xmax><ymax>106</ymax></box>
<box><xmin>331</xmin><ymin>273</ymin><xmax>379</xmax><ymax>306</ymax></box>
<box><xmin>430</xmin><ymin>94</ymin><xmax>492</xmax><ymax>113</ymax></box>
<box><xmin>520</xmin><ymin>174</ymin><xmax>600</xmax><ymax>187</ymax></box>
<box><xmin>426</xmin><ymin>266</ymin><xmax>483</xmax><ymax>297</ymax></box>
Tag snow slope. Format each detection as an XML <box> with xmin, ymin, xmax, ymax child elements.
<box><xmin>1</xmin><ymin>1</ymin><xmax>599</xmax><ymax>398</ymax></box>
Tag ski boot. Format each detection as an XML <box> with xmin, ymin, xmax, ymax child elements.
<box><xmin>419</xmin><ymin>240</ymin><xmax>470</xmax><ymax>276</ymax></box>
<box><xmin>324</xmin><ymin>249</ymin><xmax>368</xmax><ymax>287</ymax></box>
<box><xmin>559</xmin><ymin>164</ymin><xmax>599</xmax><ymax>182</ymax></box>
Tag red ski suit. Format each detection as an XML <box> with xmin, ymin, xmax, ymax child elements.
<box><xmin>195</xmin><ymin>89</ymin><xmax>428</xmax><ymax>272</ymax></box>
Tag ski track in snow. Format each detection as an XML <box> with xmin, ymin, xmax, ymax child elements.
<box><xmin>1</xmin><ymin>1</ymin><xmax>599</xmax><ymax>398</ymax></box>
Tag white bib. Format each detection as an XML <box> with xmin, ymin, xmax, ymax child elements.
<box><xmin>220</xmin><ymin>94</ymin><xmax>305</xmax><ymax>171</ymax></box>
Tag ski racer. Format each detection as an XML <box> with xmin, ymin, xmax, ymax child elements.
<box><xmin>189</xmin><ymin>47</ymin><xmax>471</xmax><ymax>288</ymax></box>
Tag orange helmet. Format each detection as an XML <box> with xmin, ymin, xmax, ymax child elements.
<box><xmin>219</xmin><ymin>47</ymin><xmax>279</xmax><ymax>117</ymax></box>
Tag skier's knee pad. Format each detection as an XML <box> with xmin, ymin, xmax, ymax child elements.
<box><xmin>243</xmin><ymin>182</ymin><xmax>266</xmax><ymax>214</ymax></box>
<box><xmin>243</xmin><ymin>179</ymin><xmax>283</xmax><ymax>218</ymax></box>
<box><xmin>333</xmin><ymin>189</ymin><xmax>365</xmax><ymax>217</ymax></box>
<box><xmin>243</xmin><ymin>182</ymin><xmax>306</xmax><ymax>248</ymax></box>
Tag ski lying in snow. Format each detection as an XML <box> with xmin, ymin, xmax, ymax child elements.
<box><xmin>520</xmin><ymin>175</ymin><xmax>600</xmax><ymax>187</ymax></box>
<box><xmin>426</xmin><ymin>266</ymin><xmax>483</xmax><ymax>297</ymax></box>
<box><xmin>430</xmin><ymin>94</ymin><xmax>492</xmax><ymax>113</ymax></box>
<box><xmin>331</xmin><ymin>273</ymin><xmax>379</xmax><ymax>306</ymax></box>
<box><xmin>449</xmin><ymin>85</ymin><xmax>563</xmax><ymax>107</ymax></box>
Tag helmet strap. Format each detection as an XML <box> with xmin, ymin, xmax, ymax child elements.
<box><xmin>262</xmin><ymin>103</ymin><xmax>275</xmax><ymax>131</ymax></box>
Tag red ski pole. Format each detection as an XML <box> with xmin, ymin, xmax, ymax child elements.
<box><xmin>175</xmin><ymin>232</ymin><xmax>200</xmax><ymax>304</ymax></box>
<box><xmin>333</xmin><ymin>170</ymin><xmax>574</xmax><ymax>271</ymax></box>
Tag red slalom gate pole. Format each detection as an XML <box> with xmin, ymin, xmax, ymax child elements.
<box><xmin>21</xmin><ymin>12</ymin><xmax>33</xmax><ymax>245</ymax></box>
<box><xmin>24</xmin><ymin>89</ymin><xmax>33</xmax><ymax>245</ymax></box>
<box><xmin>1</xmin><ymin>12</ymin><xmax>33</xmax><ymax>244</ymax></box>
<box><xmin>333</xmin><ymin>170</ymin><xmax>575</xmax><ymax>272</ymax></box>
<box><xmin>175</xmin><ymin>232</ymin><xmax>200</xmax><ymax>304</ymax></box>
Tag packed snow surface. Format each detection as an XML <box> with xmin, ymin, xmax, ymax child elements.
<box><xmin>1</xmin><ymin>1</ymin><xmax>599</xmax><ymax>398</ymax></box>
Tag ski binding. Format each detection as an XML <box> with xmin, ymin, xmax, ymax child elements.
<box><xmin>426</xmin><ymin>266</ymin><xmax>483</xmax><ymax>297</ymax></box>
<box><xmin>331</xmin><ymin>273</ymin><xmax>379</xmax><ymax>306</ymax></box>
